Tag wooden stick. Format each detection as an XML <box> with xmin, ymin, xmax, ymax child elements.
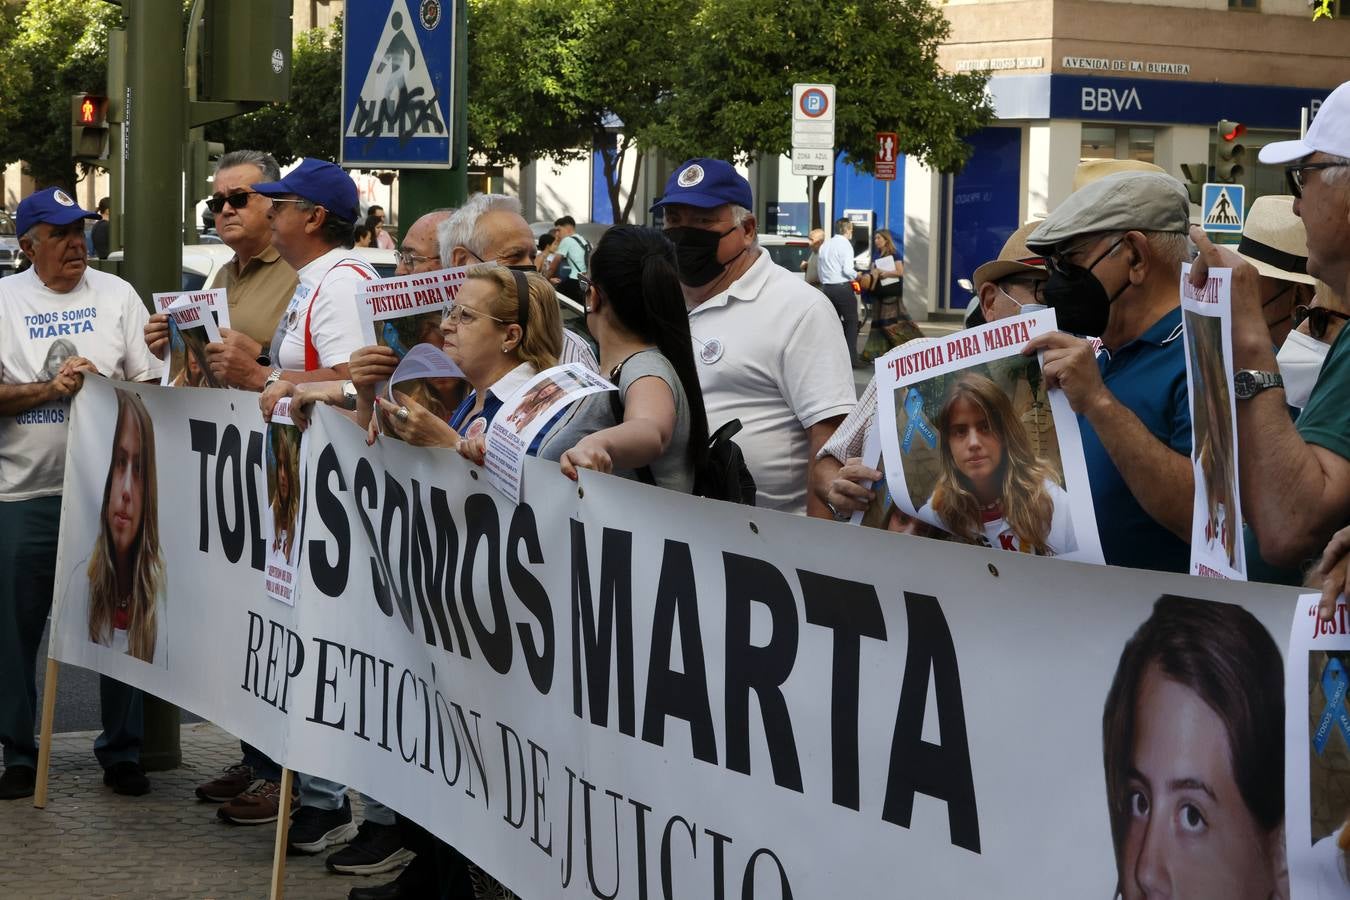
<box><xmin>33</xmin><ymin>658</ymin><xmax>60</xmax><ymax>809</ymax></box>
<box><xmin>268</xmin><ymin>768</ymin><xmax>295</xmax><ymax>900</ymax></box>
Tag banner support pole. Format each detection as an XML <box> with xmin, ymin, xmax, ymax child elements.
<box><xmin>268</xmin><ymin>767</ymin><xmax>295</xmax><ymax>900</ymax></box>
<box><xmin>33</xmin><ymin>658</ymin><xmax>60</xmax><ymax>809</ymax></box>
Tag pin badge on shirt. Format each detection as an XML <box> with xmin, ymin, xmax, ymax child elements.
<box><xmin>465</xmin><ymin>418</ymin><xmax>488</xmax><ymax>440</ymax></box>
<box><xmin>698</xmin><ymin>338</ymin><xmax>724</xmax><ymax>365</ymax></box>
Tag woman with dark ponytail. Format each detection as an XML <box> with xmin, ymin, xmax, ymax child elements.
<box><xmin>539</xmin><ymin>225</ymin><xmax>709</xmax><ymax>492</ymax></box>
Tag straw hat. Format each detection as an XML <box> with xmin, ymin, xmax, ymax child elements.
<box><xmin>971</xmin><ymin>218</ymin><xmax>1048</xmax><ymax>288</ymax></box>
<box><xmin>1234</xmin><ymin>195</ymin><xmax>1315</xmax><ymax>285</ymax></box>
<box><xmin>1073</xmin><ymin>158</ymin><xmax>1167</xmax><ymax>192</ymax></box>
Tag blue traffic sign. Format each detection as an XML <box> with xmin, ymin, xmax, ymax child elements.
<box><xmin>1201</xmin><ymin>183</ymin><xmax>1245</xmax><ymax>234</ymax></box>
<box><xmin>341</xmin><ymin>0</ymin><xmax>456</xmax><ymax>168</ymax></box>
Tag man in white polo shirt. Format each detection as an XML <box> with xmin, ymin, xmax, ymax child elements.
<box><xmin>653</xmin><ymin>157</ymin><xmax>856</xmax><ymax>516</ymax></box>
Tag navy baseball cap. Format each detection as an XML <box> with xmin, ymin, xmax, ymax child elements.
<box><xmin>650</xmin><ymin>158</ymin><xmax>753</xmax><ymax>212</ymax></box>
<box><xmin>16</xmin><ymin>187</ymin><xmax>99</xmax><ymax>235</ymax></box>
<box><xmin>252</xmin><ymin>158</ymin><xmax>360</xmax><ymax>223</ymax></box>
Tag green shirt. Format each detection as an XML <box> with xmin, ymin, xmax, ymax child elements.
<box><xmin>1245</xmin><ymin>325</ymin><xmax>1350</xmax><ymax>585</ymax></box>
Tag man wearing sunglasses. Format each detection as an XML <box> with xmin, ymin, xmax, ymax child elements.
<box><xmin>1190</xmin><ymin>79</ymin><xmax>1350</xmax><ymax>597</ymax></box>
<box><xmin>144</xmin><ymin>151</ymin><xmax>299</xmax><ymax>388</ymax></box>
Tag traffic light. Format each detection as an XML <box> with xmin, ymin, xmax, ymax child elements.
<box><xmin>1180</xmin><ymin>162</ymin><xmax>1208</xmax><ymax>205</ymax></box>
<box><xmin>1216</xmin><ymin>119</ymin><xmax>1246</xmax><ymax>183</ymax></box>
<box><xmin>71</xmin><ymin>93</ymin><xmax>110</xmax><ymax>161</ymax></box>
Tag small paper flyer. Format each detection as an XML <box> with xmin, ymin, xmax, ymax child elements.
<box><xmin>386</xmin><ymin>343</ymin><xmax>464</xmax><ymax>423</ymax></box>
<box><xmin>1286</xmin><ymin>593</ymin><xmax>1350</xmax><ymax>899</ymax></box>
<box><xmin>1181</xmin><ymin>262</ymin><xmax>1246</xmax><ymax>580</ymax></box>
<box><xmin>358</xmin><ymin>267</ymin><xmax>468</xmax><ymax>356</ymax></box>
<box><xmin>873</xmin><ymin>308</ymin><xmax>1103</xmax><ymax>563</ymax></box>
<box><xmin>153</xmin><ymin>288</ymin><xmax>228</xmax><ymax>388</ymax></box>
<box><xmin>162</xmin><ymin>294</ymin><xmax>224</xmax><ymax>388</ymax></box>
<box><xmin>484</xmin><ymin>362</ymin><xmax>616</xmax><ymax>502</ymax></box>
<box><xmin>263</xmin><ymin>397</ymin><xmax>306</xmax><ymax>607</ymax></box>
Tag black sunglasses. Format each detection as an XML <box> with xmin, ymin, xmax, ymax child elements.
<box><xmin>1293</xmin><ymin>304</ymin><xmax>1350</xmax><ymax>340</ymax></box>
<box><xmin>1285</xmin><ymin>163</ymin><xmax>1350</xmax><ymax>199</ymax></box>
<box><xmin>205</xmin><ymin>191</ymin><xmax>257</xmax><ymax>214</ymax></box>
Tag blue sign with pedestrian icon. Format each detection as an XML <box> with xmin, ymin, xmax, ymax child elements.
<box><xmin>341</xmin><ymin>0</ymin><xmax>456</xmax><ymax>168</ymax></box>
<box><xmin>1201</xmin><ymin>183</ymin><xmax>1245</xmax><ymax>234</ymax></box>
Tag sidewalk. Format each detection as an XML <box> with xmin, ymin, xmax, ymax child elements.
<box><xmin>0</xmin><ymin>722</ymin><xmax>382</xmax><ymax>899</ymax></box>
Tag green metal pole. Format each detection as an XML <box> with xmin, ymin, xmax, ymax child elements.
<box><xmin>125</xmin><ymin>0</ymin><xmax>184</xmax><ymax>772</ymax></box>
<box><xmin>397</xmin><ymin>0</ymin><xmax>469</xmax><ymax>226</ymax></box>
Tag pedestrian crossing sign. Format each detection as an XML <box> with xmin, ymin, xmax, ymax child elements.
<box><xmin>1201</xmin><ymin>183</ymin><xmax>1245</xmax><ymax>234</ymax></box>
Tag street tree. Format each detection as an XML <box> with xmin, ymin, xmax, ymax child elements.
<box><xmin>0</xmin><ymin>0</ymin><xmax>123</xmax><ymax>191</ymax></box>
<box><xmin>649</xmin><ymin>0</ymin><xmax>993</xmax><ymax>228</ymax></box>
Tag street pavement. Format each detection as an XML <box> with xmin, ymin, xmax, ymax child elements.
<box><xmin>0</xmin><ymin>722</ymin><xmax>375</xmax><ymax>899</ymax></box>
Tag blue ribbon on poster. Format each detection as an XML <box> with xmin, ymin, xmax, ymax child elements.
<box><xmin>1314</xmin><ymin>658</ymin><xmax>1350</xmax><ymax>755</ymax></box>
<box><xmin>901</xmin><ymin>388</ymin><xmax>937</xmax><ymax>454</ymax></box>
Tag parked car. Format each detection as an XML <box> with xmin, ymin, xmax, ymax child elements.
<box><xmin>0</xmin><ymin>210</ymin><xmax>21</xmax><ymax>277</ymax></box>
<box><xmin>758</xmin><ymin>233</ymin><xmax>812</xmax><ymax>279</ymax></box>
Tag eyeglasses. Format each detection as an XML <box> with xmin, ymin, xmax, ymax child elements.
<box><xmin>205</xmin><ymin>191</ymin><xmax>258</xmax><ymax>214</ymax></box>
<box><xmin>396</xmin><ymin>249</ymin><xmax>437</xmax><ymax>268</ymax></box>
<box><xmin>1046</xmin><ymin>236</ymin><xmax>1123</xmax><ymax>276</ymax></box>
<box><xmin>1293</xmin><ymin>304</ymin><xmax>1350</xmax><ymax>340</ymax></box>
<box><xmin>444</xmin><ymin>303</ymin><xmax>507</xmax><ymax>326</ymax></box>
<box><xmin>1286</xmin><ymin>163</ymin><xmax>1350</xmax><ymax>198</ymax></box>
<box><xmin>268</xmin><ymin>197</ymin><xmax>315</xmax><ymax>212</ymax></box>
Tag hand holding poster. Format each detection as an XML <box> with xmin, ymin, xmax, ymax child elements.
<box><xmin>385</xmin><ymin>342</ymin><xmax>464</xmax><ymax>423</ymax></box>
<box><xmin>1287</xmin><ymin>593</ymin><xmax>1350</xmax><ymax>899</ymax></box>
<box><xmin>1181</xmin><ymin>263</ymin><xmax>1246</xmax><ymax>580</ymax></box>
<box><xmin>154</xmin><ymin>289</ymin><xmax>228</xmax><ymax>388</ymax></box>
<box><xmin>484</xmin><ymin>362</ymin><xmax>616</xmax><ymax>501</ymax></box>
<box><xmin>873</xmin><ymin>310</ymin><xmax>1103</xmax><ymax>562</ymax></box>
<box><xmin>263</xmin><ymin>397</ymin><xmax>306</xmax><ymax>606</ymax></box>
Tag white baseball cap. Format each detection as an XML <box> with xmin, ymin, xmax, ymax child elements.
<box><xmin>1259</xmin><ymin>80</ymin><xmax>1350</xmax><ymax>164</ymax></box>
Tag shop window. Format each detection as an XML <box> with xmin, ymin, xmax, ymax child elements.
<box><xmin>1128</xmin><ymin>128</ymin><xmax>1155</xmax><ymax>163</ymax></box>
<box><xmin>1080</xmin><ymin>127</ymin><xmax>1154</xmax><ymax>163</ymax></box>
<box><xmin>1081</xmin><ymin>127</ymin><xmax>1116</xmax><ymax>160</ymax></box>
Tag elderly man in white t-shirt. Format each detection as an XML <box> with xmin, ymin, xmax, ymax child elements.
<box><xmin>0</xmin><ymin>188</ymin><xmax>162</xmax><ymax>801</ymax></box>
<box><xmin>652</xmin><ymin>158</ymin><xmax>856</xmax><ymax>516</ymax></box>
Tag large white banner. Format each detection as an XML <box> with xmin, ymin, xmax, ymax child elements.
<box><xmin>52</xmin><ymin>377</ymin><xmax>1305</xmax><ymax>899</ymax></box>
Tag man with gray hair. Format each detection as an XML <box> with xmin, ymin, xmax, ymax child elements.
<box><xmin>650</xmin><ymin>157</ymin><xmax>856</xmax><ymax>516</ymax></box>
<box><xmin>1021</xmin><ymin>171</ymin><xmax>1195</xmax><ymax>572</ymax></box>
<box><xmin>144</xmin><ymin>149</ymin><xmax>300</xmax><ymax>389</ymax></box>
<box><xmin>437</xmin><ymin>192</ymin><xmax>535</xmax><ymax>269</ymax></box>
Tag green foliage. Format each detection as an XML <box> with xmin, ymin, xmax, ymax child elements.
<box><xmin>649</xmin><ymin>0</ymin><xmax>992</xmax><ymax>175</ymax></box>
<box><xmin>207</xmin><ymin>20</ymin><xmax>343</xmax><ymax>164</ymax></box>
<box><xmin>0</xmin><ymin>0</ymin><xmax>123</xmax><ymax>190</ymax></box>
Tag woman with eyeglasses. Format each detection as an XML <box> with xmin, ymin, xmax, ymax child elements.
<box><xmin>530</xmin><ymin>225</ymin><xmax>710</xmax><ymax>490</ymax></box>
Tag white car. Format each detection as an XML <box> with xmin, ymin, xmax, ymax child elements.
<box><xmin>757</xmin><ymin>233</ymin><xmax>813</xmax><ymax>279</ymax></box>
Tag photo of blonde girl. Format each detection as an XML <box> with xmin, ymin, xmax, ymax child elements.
<box><xmin>268</xmin><ymin>424</ymin><xmax>300</xmax><ymax>565</ymax></box>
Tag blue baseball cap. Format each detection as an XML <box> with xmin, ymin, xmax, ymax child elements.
<box><xmin>252</xmin><ymin>158</ymin><xmax>360</xmax><ymax>223</ymax></box>
<box><xmin>650</xmin><ymin>158</ymin><xmax>753</xmax><ymax>212</ymax></box>
<box><xmin>16</xmin><ymin>187</ymin><xmax>99</xmax><ymax>235</ymax></box>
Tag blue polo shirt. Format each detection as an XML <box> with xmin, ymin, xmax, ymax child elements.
<box><xmin>1080</xmin><ymin>307</ymin><xmax>1192</xmax><ymax>572</ymax></box>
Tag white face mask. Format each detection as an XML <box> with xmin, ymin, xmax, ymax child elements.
<box><xmin>1276</xmin><ymin>329</ymin><xmax>1330</xmax><ymax>409</ymax></box>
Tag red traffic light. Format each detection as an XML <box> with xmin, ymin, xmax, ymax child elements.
<box><xmin>1219</xmin><ymin>119</ymin><xmax>1246</xmax><ymax>142</ymax></box>
<box><xmin>74</xmin><ymin>94</ymin><xmax>107</xmax><ymax>127</ymax></box>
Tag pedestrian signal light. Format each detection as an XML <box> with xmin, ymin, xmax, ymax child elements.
<box><xmin>70</xmin><ymin>94</ymin><xmax>110</xmax><ymax>161</ymax></box>
<box><xmin>1217</xmin><ymin>120</ymin><xmax>1245</xmax><ymax>183</ymax></box>
<box><xmin>1180</xmin><ymin>162</ymin><xmax>1208</xmax><ymax>205</ymax></box>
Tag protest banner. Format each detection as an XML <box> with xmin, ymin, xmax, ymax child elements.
<box><xmin>484</xmin><ymin>362</ymin><xmax>615</xmax><ymax>501</ymax></box>
<box><xmin>1181</xmin><ymin>263</ymin><xmax>1246</xmax><ymax>580</ymax></box>
<box><xmin>49</xmin><ymin>377</ymin><xmax>1304</xmax><ymax>898</ymax></box>
<box><xmin>873</xmin><ymin>310</ymin><xmax>1103</xmax><ymax>563</ymax></box>
<box><xmin>1286</xmin><ymin>593</ymin><xmax>1350</xmax><ymax>899</ymax></box>
<box><xmin>158</xmin><ymin>291</ymin><xmax>226</xmax><ymax>388</ymax></box>
<box><xmin>264</xmin><ymin>397</ymin><xmax>306</xmax><ymax>607</ymax></box>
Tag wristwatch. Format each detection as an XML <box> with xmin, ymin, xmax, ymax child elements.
<box><xmin>263</xmin><ymin>367</ymin><xmax>284</xmax><ymax>390</ymax></box>
<box><xmin>1233</xmin><ymin>369</ymin><xmax>1283</xmax><ymax>400</ymax></box>
<box><xmin>339</xmin><ymin>380</ymin><xmax>359</xmax><ymax>411</ymax></box>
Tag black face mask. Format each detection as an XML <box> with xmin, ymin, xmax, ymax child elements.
<box><xmin>1039</xmin><ymin>237</ymin><xmax>1129</xmax><ymax>337</ymax></box>
<box><xmin>665</xmin><ymin>225</ymin><xmax>737</xmax><ymax>287</ymax></box>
